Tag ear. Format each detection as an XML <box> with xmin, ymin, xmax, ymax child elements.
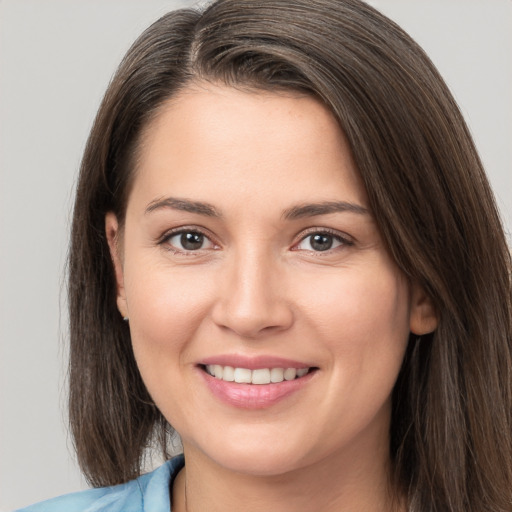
<box><xmin>105</xmin><ymin>212</ymin><xmax>128</xmax><ymax>319</ymax></box>
<box><xmin>409</xmin><ymin>283</ymin><xmax>438</xmax><ymax>335</ymax></box>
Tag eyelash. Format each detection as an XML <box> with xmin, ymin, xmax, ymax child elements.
<box><xmin>159</xmin><ymin>227</ymin><xmax>218</xmax><ymax>255</ymax></box>
<box><xmin>158</xmin><ymin>227</ymin><xmax>353</xmax><ymax>254</ymax></box>
<box><xmin>292</xmin><ymin>228</ymin><xmax>354</xmax><ymax>253</ymax></box>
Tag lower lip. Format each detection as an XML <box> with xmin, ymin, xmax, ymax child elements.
<box><xmin>199</xmin><ymin>368</ymin><xmax>316</xmax><ymax>409</ymax></box>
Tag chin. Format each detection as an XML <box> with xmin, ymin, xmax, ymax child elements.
<box><xmin>214</xmin><ymin>450</ymin><xmax>306</xmax><ymax>477</ymax></box>
<box><xmin>187</xmin><ymin>430</ymin><xmax>312</xmax><ymax>477</ymax></box>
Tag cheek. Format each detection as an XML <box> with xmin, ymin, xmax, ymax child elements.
<box><xmin>301</xmin><ymin>267</ymin><xmax>410</xmax><ymax>337</ymax></box>
<box><xmin>296</xmin><ymin>264</ymin><xmax>411</xmax><ymax>387</ymax></box>
<box><xmin>123</xmin><ymin>259</ymin><xmax>216</xmax><ymax>371</ymax></box>
<box><xmin>304</xmin><ymin>268</ymin><xmax>411</xmax><ymax>433</ymax></box>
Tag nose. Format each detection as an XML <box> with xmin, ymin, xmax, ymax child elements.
<box><xmin>211</xmin><ymin>248</ymin><xmax>294</xmax><ymax>339</ymax></box>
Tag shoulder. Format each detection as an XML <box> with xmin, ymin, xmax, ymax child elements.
<box><xmin>15</xmin><ymin>455</ymin><xmax>185</xmax><ymax>512</ymax></box>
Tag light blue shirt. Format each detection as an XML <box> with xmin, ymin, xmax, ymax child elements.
<box><xmin>15</xmin><ymin>455</ymin><xmax>185</xmax><ymax>512</ymax></box>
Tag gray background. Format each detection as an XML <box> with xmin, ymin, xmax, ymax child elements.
<box><xmin>1</xmin><ymin>1</ymin><xmax>510</xmax><ymax>510</ymax></box>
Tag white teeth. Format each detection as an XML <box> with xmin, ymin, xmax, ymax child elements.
<box><xmin>284</xmin><ymin>368</ymin><xmax>297</xmax><ymax>381</ymax></box>
<box><xmin>222</xmin><ymin>366</ymin><xmax>235</xmax><ymax>382</ymax></box>
<box><xmin>270</xmin><ymin>368</ymin><xmax>284</xmax><ymax>383</ymax></box>
<box><xmin>251</xmin><ymin>368</ymin><xmax>271</xmax><ymax>385</ymax></box>
<box><xmin>205</xmin><ymin>365</ymin><xmax>311</xmax><ymax>384</ymax></box>
<box><xmin>234</xmin><ymin>368</ymin><xmax>252</xmax><ymax>383</ymax></box>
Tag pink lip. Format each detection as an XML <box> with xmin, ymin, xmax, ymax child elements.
<box><xmin>198</xmin><ymin>366</ymin><xmax>317</xmax><ymax>410</ymax></box>
<box><xmin>199</xmin><ymin>354</ymin><xmax>312</xmax><ymax>370</ymax></box>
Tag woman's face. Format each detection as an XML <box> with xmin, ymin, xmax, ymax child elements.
<box><xmin>107</xmin><ymin>84</ymin><xmax>435</xmax><ymax>476</ymax></box>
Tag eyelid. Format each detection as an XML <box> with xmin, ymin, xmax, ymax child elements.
<box><xmin>291</xmin><ymin>227</ymin><xmax>354</xmax><ymax>251</ymax></box>
<box><xmin>158</xmin><ymin>225</ymin><xmax>220</xmax><ymax>253</ymax></box>
<box><xmin>157</xmin><ymin>225</ymin><xmax>353</xmax><ymax>254</ymax></box>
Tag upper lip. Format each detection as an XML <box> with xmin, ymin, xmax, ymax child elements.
<box><xmin>198</xmin><ymin>354</ymin><xmax>314</xmax><ymax>370</ymax></box>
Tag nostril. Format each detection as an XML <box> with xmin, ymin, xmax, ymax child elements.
<box><xmin>210</xmin><ymin>276</ymin><xmax>294</xmax><ymax>339</ymax></box>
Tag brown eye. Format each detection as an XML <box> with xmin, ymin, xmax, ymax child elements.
<box><xmin>309</xmin><ymin>234</ymin><xmax>334</xmax><ymax>251</ymax></box>
<box><xmin>295</xmin><ymin>232</ymin><xmax>347</xmax><ymax>252</ymax></box>
<box><xmin>181</xmin><ymin>232</ymin><xmax>204</xmax><ymax>250</ymax></box>
<box><xmin>166</xmin><ymin>231</ymin><xmax>214</xmax><ymax>251</ymax></box>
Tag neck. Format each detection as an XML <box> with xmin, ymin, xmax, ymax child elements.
<box><xmin>172</xmin><ymin>436</ymin><xmax>404</xmax><ymax>512</ymax></box>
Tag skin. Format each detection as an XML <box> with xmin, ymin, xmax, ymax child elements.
<box><xmin>106</xmin><ymin>84</ymin><xmax>437</xmax><ymax>512</ymax></box>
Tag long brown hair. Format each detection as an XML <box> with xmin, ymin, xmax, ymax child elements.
<box><xmin>68</xmin><ymin>1</ymin><xmax>512</xmax><ymax>510</ymax></box>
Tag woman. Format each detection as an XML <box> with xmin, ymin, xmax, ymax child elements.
<box><xmin>18</xmin><ymin>0</ymin><xmax>511</xmax><ymax>511</ymax></box>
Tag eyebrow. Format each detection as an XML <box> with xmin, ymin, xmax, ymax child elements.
<box><xmin>282</xmin><ymin>201</ymin><xmax>370</xmax><ymax>220</ymax></box>
<box><xmin>144</xmin><ymin>197</ymin><xmax>368</xmax><ymax>220</ymax></box>
<box><xmin>145</xmin><ymin>197</ymin><xmax>221</xmax><ymax>217</ymax></box>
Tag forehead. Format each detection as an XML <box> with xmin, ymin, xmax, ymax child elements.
<box><xmin>130</xmin><ymin>83</ymin><xmax>367</xmax><ymax>212</ymax></box>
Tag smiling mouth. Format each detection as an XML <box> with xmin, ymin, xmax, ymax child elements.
<box><xmin>202</xmin><ymin>365</ymin><xmax>317</xmax><ymax>385</ymax></box>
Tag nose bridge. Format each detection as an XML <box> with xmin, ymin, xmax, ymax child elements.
<box><xmin>212</xmin><ymin>244</ymin><xmax>292</xmax><ymax>338</ymax></box>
